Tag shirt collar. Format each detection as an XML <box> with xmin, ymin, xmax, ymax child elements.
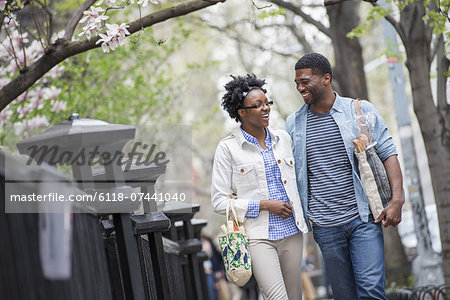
<box><xmin>233</xmin><ymin>126</ymin><xmax>279</xmax><ymax>148</ymax></box>
<box><xmin>240</xmin><ymin>127</ymin><xmax>272</xmax><ymax>149</ymax></box>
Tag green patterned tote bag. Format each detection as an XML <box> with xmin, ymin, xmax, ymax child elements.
<box><xmin>218</xmin><ymin>199</ymin><xmax>252</xmax><ymax>287</ymax></box>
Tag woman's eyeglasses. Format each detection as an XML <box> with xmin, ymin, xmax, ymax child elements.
<box><xmin>239</xmin><ymin>101</ymin><xmax>274</xmax><ymax>110</ymax></box>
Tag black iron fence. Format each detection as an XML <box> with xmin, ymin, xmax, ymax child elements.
<box><xmin>0</xmin><ymin>115</ymin><xmax>208</xmax><ymax>300</ymax></box>
<box><xmin>388</xmin><ymin>285</ymin><xmax>450</xmax><ymax>300</ymax></box>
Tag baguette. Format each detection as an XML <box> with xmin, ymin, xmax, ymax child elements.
<box><xmin>353</xmin><ymin>139</ymin><xmax>364</xmax><ymax>153</ymax></box>
<box><xmin>360</xmin><ymin>134</ymin><xmax>369</xmax><ymax>148</ymax></box>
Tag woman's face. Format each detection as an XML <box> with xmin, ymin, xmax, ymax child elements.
<box><xmin>238</xmin><ymin>89</ymin><xmax>271</xmax><ymax>129</ymax></box>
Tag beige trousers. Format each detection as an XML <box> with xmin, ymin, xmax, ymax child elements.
<box><xmin>248</xmin><ymin>233</ymin><xmax>303</xmax><ymax>300</ymax></box>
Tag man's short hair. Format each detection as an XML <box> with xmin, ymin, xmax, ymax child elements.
<box><xmin>295</xmin><ymin>53</ymin><xmax>332</xmax><ymax>80</ymax></box>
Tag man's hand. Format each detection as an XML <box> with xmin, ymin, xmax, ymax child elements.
<box><xmin>374</xmin><ymin>199</ymin><xmax>402</xmax><ymax>227</ymax></box>
<box><xmin>377</xmin><ymin>155</ymin><xmax>404</xmax><ymax>227</ymax></box>
<box><xmin>260</xmin><ymin>200</ymin><xmax>293</xmax><ymax>218</ymax></box>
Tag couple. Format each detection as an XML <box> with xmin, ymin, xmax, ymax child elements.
<box><xmin>211</xmin><ymin>53</ymin><xmax>404</xmax><ymax>300</ymax></box>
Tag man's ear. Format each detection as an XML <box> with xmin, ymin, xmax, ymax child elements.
<box><xmin>323</xmin><ymin>73</ymin><xmax>331</xmax><ymax>85</ymax></box>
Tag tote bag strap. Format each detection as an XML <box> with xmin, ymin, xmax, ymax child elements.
<box><xmin>354</xmin><ymin>98</ymin><xmax>371</xmax><ymax>141</ymax></box>
<box><xmin>225</xmin><ymin>198</ymin><xmax>241</xmax><ymax>244</ymax></box>
<box><xmin>225</xmin><ymin>197</ymin><xmax>240</xmax><ymax>225</ymax></box>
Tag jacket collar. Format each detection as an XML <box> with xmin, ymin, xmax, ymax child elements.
<box><xmin>233</xmin><ymin>126</ymin><xmax>280</xmax><ymax>148</ymax></box>
<box><xmin>330</xmin><ymin>92</ymin><xmax>344</xmax><ymax>114</ymax></box>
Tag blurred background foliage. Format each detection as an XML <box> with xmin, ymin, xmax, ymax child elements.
<box><xmin>1</xmin><ymin>0</ymin><xmax>448</xmax><ymax>292</ymax></box>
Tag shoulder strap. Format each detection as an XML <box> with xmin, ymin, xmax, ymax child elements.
<box><xmin>354</xmin><ymin>98</ymin><xmax>371</xmax><ymax>141</ymax></box>
<box><xmin>354</xmin><ymin>98</ymin><xmax>362</xmax><ymax>116</ymax></box>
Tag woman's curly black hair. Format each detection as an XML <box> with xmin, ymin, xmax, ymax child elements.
<box><xmin>221</xmin><ymin>74</ymin><xmax>267</xmax><ymax>122</ymax></box>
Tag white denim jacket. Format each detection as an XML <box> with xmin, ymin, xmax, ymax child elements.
<box><xmin>211</xmin><ymin>127</ymin><xmax>308</xmax><ymax>240</ymax></box>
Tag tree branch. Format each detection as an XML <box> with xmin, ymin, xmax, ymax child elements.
<box><xmin>370</xmin><ymin>2</ymin><xmax>407</xmax><ymax>47</ymax></box>
<box><xmin>251</xmin><ymin>0</ymin><xmax>272</xmax><ymax>9</ymax></box>
<box><xmin>324</xmin><ymin>0</ymin><xmax>376</xmax><ymax>6</ymax></box>
<box><xmin>253</xmin><ymin>22</ymin><xmax>313</xmax><ymax>53</ymax></box>
<box><xmin>63</xmin><ymin>0</ymin><xmax>97</xmax><ymax>40</ymax></box>
<box><xmin>325</xmin><ymin>0</ymin><xmax>405</xmax><ymax>43</ymax></box>
<box><xmin>267</xmin><ymin>0</ymin><xmax>332</xmax><ymax>38</ymax></box>
<box><xmin>0</xmin><ymin>14</ymin><xmax>5</xmax><ymax>30</ymax></box>
<box><xmin>324</xmin><ymin>0</ymin><xmax>346</xmax><ymax>5</ymax></box>
<box><xmin>33</xmin><ymin>0</ymin><xmax>54</xmax><ymax>43</ymax></box>
<box><xmin>204</xmin><ymin>20</ymin><xmax>298</xmax><ymax>59</ymax></box>
<box><xmin>233</xmin><ymin>34</ymin><xmax>297</xmax><ymax>58</ymax></box>
<box><xmin>29</xmin><ymin>1</ymin><xmax>46</xmax><ymax>48</ymax></box>
<box><xmin>431</xmin><ymin>34</ymin><xmax>443</xmax><ymax>62</ymax></box>
<box><xmin>436</xmin><ymin>34</ymin><xmax>449</xmax><ymax>115</ymax></box>
<box><xmin>284</xmin><ymin>13</ymin><xmax>313</xmax><ymax>53</ymax></box>
<box><xmin>126</xmin><ymin>0</ymin><xmax>225</xmax><ymax>34</ymax></box>
<box><xmin>0</xmin><ymin>0</ymin><xmax>227</xmax><ymax>111</ymax></box>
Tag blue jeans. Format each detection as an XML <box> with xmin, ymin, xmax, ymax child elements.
<box><xmin>312</xmin><ymin>216</ymin><xmax>387</xmax><ymax>300</ymax></box>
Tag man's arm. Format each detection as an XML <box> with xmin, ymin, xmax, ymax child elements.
<box><xmin>374</xmin><ymin>155</ymin><xmax>403</xmax><ymax>227</ymax></box>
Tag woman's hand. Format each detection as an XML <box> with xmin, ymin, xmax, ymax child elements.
<box><xmin>260</xmin><ymin>200</ymin><xmax>293</xmax><ymax>218</ymax></box>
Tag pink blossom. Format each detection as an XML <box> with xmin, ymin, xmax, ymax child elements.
<box><xmin>96</xmin><ymin>23</ymin><xmax>130</xmax><ymax>53</ymax></box>
<box><xmin>96</xmin><ymin>33</ymin><xmax>113</xmax><ymax>53</ymax></box>
<box><xmin>44</xmin><ymin>64</ymin><xmax>65</xmax><ymax>80</ymax></box>
<box><xmin>17</xmin><ymin>103</ymin><xmax>33</xmax><ymax>118</ymax></box>
<box><xmin>51</xmin><ymin>100</ymin><xmax>67</xmax><ymax>113</ymax></box>
<box><xmin>28</xmin><ymin>88</ymin><xmax>45</xmax><ymax>101</ymax></box>
<box><xmin>137</xmin><ymin>0</ymin><xmax>160</xmax><ymax>7</ymax></box>
<box><xmin>30</xmin><ymin>97</ymin><xmax>44</xmax><ymax>110</ymax></box>
<box><xmin>17</xmin><ymin>116</ymin><xmax>49</xmax><ymax>133</ymax></box>
<box><xmin>43</xmin><ymin>86</ymin><xmax>61</xmax><ymax>100</ymax></box>
<box><xmin>97</xmin><ymin>0</ymin><xmax>118</xmax><ymax>7</ymax></box>
<box><xmin>2</xmin><ymin>28</ymin><xmax>44</xmax><ymax>70</ymax></box>
<box><xmin>7</xmin><ymin>63</ymin><xmax>19</xmax><ymax>75</ymax></box>
<box><xmin>29</xmin><ymin>116</ymin><xmax>49</xmax><ymax>129</ymax></box>
<box><xmin>0</xmin><ymin>110</ymin><xmax>12</xmax><ymax>123</ymax></box>
<box><xmin>12</xmin><ymin>92</ymin><xmax>28</xmax><ymax>105</ymax></box>
<box><xmin>79</xmin><ymin>6</ymin><xmax>109</xmax><ymax>40</ymax></box>
<box><xmin>79</xmin><ymin>6</ymin><xmax>107</xmax><ymax>24</ymax></box>
<box><xmin>4</xmin><ymin>13</ymin><xmax>18</xmax><ymax>27</ymax></box>
<box><xmin>0</xmin><ymin>0</ymin><xmax>6</xmax><ymax>11</ymax></box>
<box><xmin>79</xmin><ymin>22</ymin><xmax>100</xmax><ymax>40</ymax></box>
<box><xmin>0</xmin><ymin>77</ymin><xmax>9</xmax><ymax>89</ymax></box>
<box><xmin>25</xmin><ymin>40</ymin><xmax>45</xmax><ymax>62</ymax></box>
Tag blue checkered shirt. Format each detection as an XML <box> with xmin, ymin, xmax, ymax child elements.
<box><xmin>241</xmin><ymin>128</ymin><xmax>300</xmax><ymax>240</ymax></box>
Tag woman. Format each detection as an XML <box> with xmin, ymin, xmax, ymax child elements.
<box><xmin>211</xmin><ymin>74</ymin><xmax>308</xmax><ymax>300</ymax></box>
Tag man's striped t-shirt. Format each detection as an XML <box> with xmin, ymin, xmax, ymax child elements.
<box><xmin>306</xmin><ymin>108</ymin><xmax>359</xmax><ymax>226</ymax></box>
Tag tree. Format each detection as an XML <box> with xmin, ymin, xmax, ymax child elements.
<box><xmin>389</xmin><ymin>1</ymin><xmax>449</xmax><ymax>285</ymax></box>
<box><xmin>268</xmin><ymin>0</ymin><xmax>369</xmax><ymax>99</ymax></box>
<box><xmin>0</xmin><ymin>0</ymin><xmax>227</xmax><ymax>111</ymax></box>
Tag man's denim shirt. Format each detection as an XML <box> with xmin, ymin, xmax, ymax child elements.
<box><xmin>286</xmin><ymin>93</ymin><xmax>398</xmax><ymax>231</ymax></box>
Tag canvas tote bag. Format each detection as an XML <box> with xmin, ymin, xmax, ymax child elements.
<box><xmin>353</xmin><ymin>99</ymin><xmax>392</xmax><ymax>219</ymax></box>
<box><xmin>218</xmin><ymin>198</ymin><xmax>252</xmax><ymax>287</ymax></box>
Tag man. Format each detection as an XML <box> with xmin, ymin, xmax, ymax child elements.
<box><xmin>286</xmin><ymin>53</ymin><xmax>403</xmax><ymax>299</ymax></box>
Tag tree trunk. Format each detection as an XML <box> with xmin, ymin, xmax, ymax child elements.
<box><xmin>327</xmin><ymin>2</ymin><xmax>412</xmax><ymax>280</ymax></box>
<box><xmin>405</xmin><ymin>49</ymin><xmax>450</xmax><ymax>286</ymax></box>
<box><xmin>383</xmin><ymin>226</ymin><xmax>411</xmax><ymax>286</ymax></box>
<box><xmin>401</xmin><ymin>1</ymin><xmax>450</xmax><ymax>285</ymax></box>
<box><xmin>326</xmin><ymin>0</ymin><xmax>368</xmax><ymax>99</ymax></box>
